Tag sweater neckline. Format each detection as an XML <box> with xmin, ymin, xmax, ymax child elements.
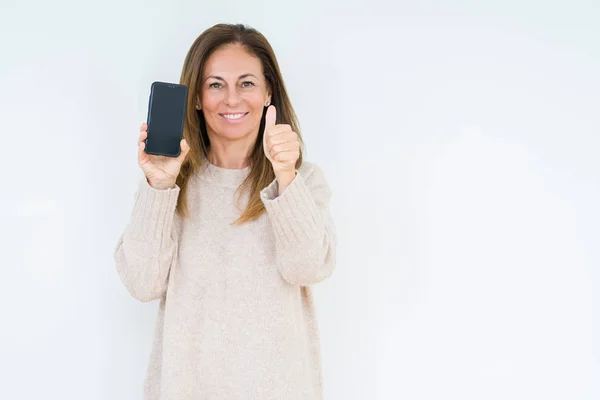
<box><xmin>198</xmin><ymin>157</ymin><xmax>251</xmax><ymax>187</ymax></box>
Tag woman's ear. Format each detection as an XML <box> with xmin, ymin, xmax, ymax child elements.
<box><xmin>195</xmin><ymin>95</ymin><xmax>201</xmax><ymax>110</ymax></box>
<box><xmin>265</xmin><ymin>80</ymin><xmax>272</xmax><ymax>105</ymax></box>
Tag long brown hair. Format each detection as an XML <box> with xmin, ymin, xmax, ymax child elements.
<box><xmin>175</xmin><ymin>23</ymin><xmax>304</xmax><ymax>224</ymax></box>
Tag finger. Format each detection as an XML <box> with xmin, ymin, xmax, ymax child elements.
<box><xmin>140</xmin><ymin>122</ymin><xmax>147</xmax><ymax>132</ymax></box>
<box><xmin>264</xmin><ymin>105</ymin><xmax>276</xmax><ymax>135</ymax></box>
<box><xmin>267</xmin><ymin>135</ymin><xmax>298</xmax><ymax>153</ymax></box>
<box><xmin>270</xmin><ymin>142</ymin><xmax>299</xmax><ymax>156</ymax></box>
<box><xmin>268</xmin><ymin>124</ymin><xmax>291</xmax><ymax>135</ymax></box>
<box><xmin>268</xmin><ymin>131</ymin><xmax>297</xmax><ymax>145</ymax></box>
<box><xmin>138</xmin><ymin>130</ymin><xmax>147</xmax><ymax>144</ymax></box>
<box><xmin>273</xmin><ymin>150</ymin><xmax>300</xmax><ymax>163</ymax></box>
<box><xmin>138</xmin><ymin>139</ymin><xmax>146</xmax><ymax>161</ymax></box>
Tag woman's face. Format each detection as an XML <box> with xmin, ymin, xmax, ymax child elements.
<box><xmin>199</xmin><ymin>43</ymin><xmax>271</xmax><ymax>143</ymax></box>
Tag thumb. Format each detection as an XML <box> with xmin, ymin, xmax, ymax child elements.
<box><xmin>177</xmin><ymin>138</ymin><xmax>190</xmax><ymax>163</ymax></box>
<box><xmin>265</xmin><ymin>105</ymin><xmax>276</xmax><ymax>133</ymax></box>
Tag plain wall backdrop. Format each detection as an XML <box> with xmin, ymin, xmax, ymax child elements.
<box><xmin>1</xmin><ymin>0</ymin><xmax>598</xmax><ymax>399</ymax></box>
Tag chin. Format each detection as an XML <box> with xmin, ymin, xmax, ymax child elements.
<box><xmin>215</xmin><ymin>120</ymin><xmax>260</xmax><ymax>137</ymax></box>
<box><xmin>215</xmin><ymin>125</ymin><xmax>254</xmax><ymax>140</ymax></box>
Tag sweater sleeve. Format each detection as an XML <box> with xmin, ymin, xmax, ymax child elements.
<box><xmin>113</xmin><ymin>177</ymin><xmax>181</xmax><ymax>302</ymax></box>
<box><xmin>259</xmin><ymin>163</ymin><xmax>337</xmax><ymax>286</ymax></box>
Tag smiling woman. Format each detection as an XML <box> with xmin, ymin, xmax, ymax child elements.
<box><xmin>113</xmin><ymin>23</ymin><xmax>337</xmax><ymax>400</ymax></box>
<box><xmin>177</xmin><ymin>25</ymin><xmax>306</xmax><ymax>223</ymax></box>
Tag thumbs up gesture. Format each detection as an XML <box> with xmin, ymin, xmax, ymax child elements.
<box><xmin>263</xmin><ymin>105</ymin><xmax>300</xmax><ymax>178</ymax></box>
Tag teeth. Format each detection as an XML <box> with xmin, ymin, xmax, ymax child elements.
<box><xmin>223</xmin><ymin>113</ymin><xmax>245</xmax><ymax>119</ymax></box>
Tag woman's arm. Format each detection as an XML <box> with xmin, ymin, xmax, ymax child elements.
<box><xmin>113</xmin><ymin>178</ymin><xmax>180</xmax><ymax>301</ymax></box>
<box><xmin>260</xmin><ymin>163</ymin><xmax>337</xmax><ymax>286</ymax></box>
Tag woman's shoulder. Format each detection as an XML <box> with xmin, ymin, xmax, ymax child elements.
<box><xmin>297</xmin><ymin>160</ymin><xmax>332</xmax><ymax>191</ymax></box>
<box><xmin>298</xmin><ymin>160</ymin><xmax>325</xmax><ymax>179</ymax></box>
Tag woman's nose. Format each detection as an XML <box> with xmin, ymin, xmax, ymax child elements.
<box><xmin>224</xmin><ymin>86</ymin><xmax>241</xmax><ymax>106</ymax></box>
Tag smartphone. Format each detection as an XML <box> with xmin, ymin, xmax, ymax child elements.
<box><xmin>145</xmin><ymin>81</ymin><xmax>188</xmax><ymax>157</ymax></box>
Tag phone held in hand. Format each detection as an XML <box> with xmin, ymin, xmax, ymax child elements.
<box><xmin>145</xmin><ymin>81</ymin><xmax>188</xmax><ymax>157</ymax></box>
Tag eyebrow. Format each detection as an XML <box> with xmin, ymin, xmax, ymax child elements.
<box><xmin>205</xmin><ymin>73</ymin><xmax>258</xmax><ymax>82</ymax></box>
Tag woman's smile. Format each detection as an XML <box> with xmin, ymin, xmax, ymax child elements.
<box><xmin>219</xmin><ymin>112</ymin><xmax>249</xmax><ymax>123</ymax></box>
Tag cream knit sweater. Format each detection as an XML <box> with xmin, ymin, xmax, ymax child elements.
<box><xmin>114</xmin><ymin>159</ymin><xmax>337</xmax><ymax>400</ymax></box>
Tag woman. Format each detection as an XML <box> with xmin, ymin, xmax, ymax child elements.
<box><xmin>114</xmin><ymin>23</ymin><xmax>337</xmax><ymax>400</ymax></box>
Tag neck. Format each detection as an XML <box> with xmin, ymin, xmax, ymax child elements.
<box><xmin>206</xmin><ymin>134</ymin><xmax>257</xmax><ymax>170</ymax></box>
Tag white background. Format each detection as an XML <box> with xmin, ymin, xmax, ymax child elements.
<box><xmin>1</xmin><ymin>0</ymin><xmax>598</xmax><ymax>399</ymax></box>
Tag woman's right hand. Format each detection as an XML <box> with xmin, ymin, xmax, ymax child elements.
<box><xmin>138</xmin><ymin>123</ymin><xmax>190</xmax><ymax>190</ymax></box>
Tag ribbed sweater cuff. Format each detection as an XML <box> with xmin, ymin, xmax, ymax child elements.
<box><xmin>260</xmin><ymin>172</ymin><xmax>323</xmax><ymax>247</ymax></box>
<box><xmin>129</xmin><ymin>178</ymin><xmax>180</xmax><ymax>245</ymax></box>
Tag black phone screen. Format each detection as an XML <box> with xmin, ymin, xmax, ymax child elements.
<box><xmin>145</xmin><ymin>82</ymin><xmax>188</xmax><ymax>157</ymax></box>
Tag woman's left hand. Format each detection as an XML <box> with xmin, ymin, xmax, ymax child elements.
<box><xmin>263</xmin><ymin>105</ymin><xmax>300</xmax><ymax>179</ymax></box>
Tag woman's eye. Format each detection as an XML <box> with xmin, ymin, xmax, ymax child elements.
<box><xmin>242</xmin><ymin>81</ymin><xmax>255</xmax><ymax>87</ymax></box>
<box><xmin>209</xmin><ymin>83</ymin><xmax>221</xmax><ymax>89</ymax></box>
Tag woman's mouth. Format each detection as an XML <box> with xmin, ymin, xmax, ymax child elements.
<box><xmin>220</xmin><ymin>112</ymin><xmax>249</xmax><ymax>123</ymax></box>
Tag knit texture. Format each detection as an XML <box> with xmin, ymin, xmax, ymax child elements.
<box><xmin>114</xmin><ymin>159</ymin><xmax>337</xmax><ymax>400</ymax></box>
